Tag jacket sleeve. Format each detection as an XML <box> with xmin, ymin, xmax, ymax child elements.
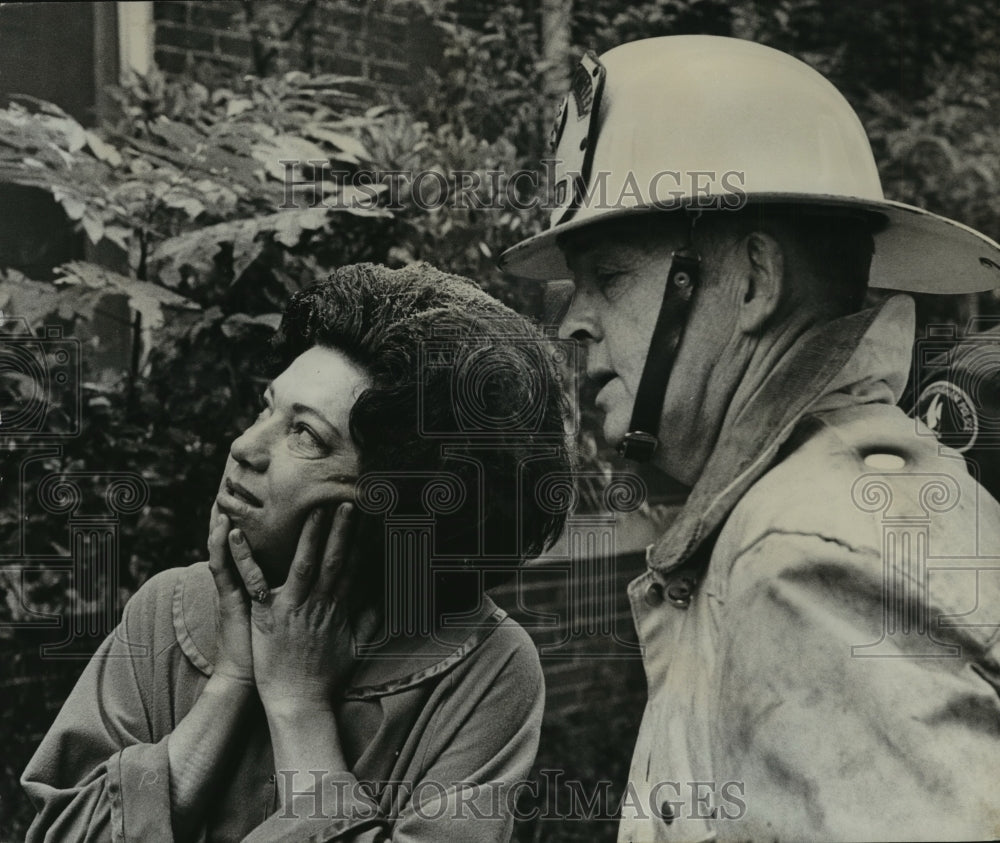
<box><xmin>20</xmin><ymin>570</ymin><xmax>182</xmax><ymax>843</ymax></box>
<box><xmin>712</xmin><ymin>531</ymin><xmax>1000</xmax><ymax>842</ymax></box>
<box><xmin>242</xmin><ymin>622</ymin><xmax>545</xmax><ymax>843</ymax></box>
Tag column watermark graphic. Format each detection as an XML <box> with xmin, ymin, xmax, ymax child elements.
<box><xmin>850</xmin><ymin>317</ymin><xmax>1000</xmax><ymax>659</ymax></box>
<box><xmin>850</xmin><ymin>472</ymin><xmax>964</xmax><ymax>657</ymax></box>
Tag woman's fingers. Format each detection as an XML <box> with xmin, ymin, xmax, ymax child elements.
<box><xmin>208</xmin><ymin>512</ymin><xmax>240</xmax><ymax>589</ymax></box>
<box><xmin>317</xmin><ymin>503</ymin><xmax>356</xmax><ymax>599</ymax></box>
<box><xmin>228</xmin><ymin>528</ymin><xmax>270</xmax><ymax>603</ymax></box>
<box><xmin>207</xmin><ymin>511</ymin><xmax>225</xmax><ymax>568</ymax></box>
<box><xmin>283</xmin><ymin>507</ymin><xmax>331</xmax><ymax>606</ymax></box>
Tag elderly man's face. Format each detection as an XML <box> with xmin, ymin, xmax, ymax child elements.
<box><xmin>559</xmin><ymin>220</ymin><xmax>744</xmax><ymax>485</ymax></box>
<box><xmin>560</xmin><ymin>234</ymin><xmax>674</xmax><ymax>443</ymax></box>
<box><xmin>216</xmin><ymin>345</ymin><xmax>368</xmax><ymax>584</ymax></box>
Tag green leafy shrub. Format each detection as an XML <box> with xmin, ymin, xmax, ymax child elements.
<box><xmin>0</xmin><ymin>69</ymin><xmax>395</xmax><ymax>594</ymax></box>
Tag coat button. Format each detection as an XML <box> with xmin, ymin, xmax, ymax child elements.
<box><xmin>644</xmin><ymin>581</ymin><xmax>664</xmax><ymax>606</ymax></box>
<box><xmin>659</xmin><ymin>801</ymin><xmax>675</xmax><ymax>825</ymax></box>
<box><xmin>863</xmin><ymin>452</ymin><xmax>905</xmax><ymax>470</ymax></box>
<box><xmin>666</xmin><ymin>576</ymin><xmax>696</xmax><ymax>608</ymax></box>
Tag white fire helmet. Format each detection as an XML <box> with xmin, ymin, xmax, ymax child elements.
<box><xmin>499</xmin><ymin>35</ymin><xmax>1000</xmax><ymax>294</ymax></box>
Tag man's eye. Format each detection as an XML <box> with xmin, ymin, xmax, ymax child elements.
<box><xmin>596</xmin><ymin>270</ymin><xmax>627</xmax><ymax>297</ymax></box>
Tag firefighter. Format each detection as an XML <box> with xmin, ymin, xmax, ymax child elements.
<box><xmin>502</xmin><ymin>35</ymin><xmax>1000</xmax><ymax>842</ymax></box>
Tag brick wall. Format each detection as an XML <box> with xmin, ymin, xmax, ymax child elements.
<box><xmin>491</xmin><ymin>550</ymin><xmax>648</xmax><ymax>723</ymax></box>
<box><xmin>152</xmin><ymin>1</ymin><xmax>432</xmax><ymax>89</ymax></box>
<box><xmin>493</xmin><ymin>550</ymin><xmax>649</xmax><ymax>838</ymax></box>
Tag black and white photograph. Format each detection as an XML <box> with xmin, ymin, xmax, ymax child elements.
<box><xmin>1</xmin><ymin>1</ymin><xmax>999</xmax><ymax>841</ymax></box>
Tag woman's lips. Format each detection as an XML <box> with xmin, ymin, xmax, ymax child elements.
<box><xmin>222</xmin><ymin>477</ymin><xmax>263</xmax><ymax>508</ymax></box>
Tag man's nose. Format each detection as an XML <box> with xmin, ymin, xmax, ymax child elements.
<box><xmin>557</xmin><ymin>284</ymin><xmax>602</xmax><ymax>343</ymax></box>
<box><xmin>229</xmin><ymin>417</ymin><xmax>271</xmax><ymax>472</ymax></box>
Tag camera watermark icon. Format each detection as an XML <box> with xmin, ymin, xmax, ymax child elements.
<box><xmin>911</xmin><ymin>318</ymin><xmax>1000</xmax><ymax>454</ymax></box>
<box><xmin>0</xmin><ymin>318</ymin><xmax>81</xmax><ymax>438</ymax></box>
<box><xmin>1</xmin><ymin>317</ymin><xmax>148</xmax><ymax>657</ymax></box>
<box><xmin>417</xmin><ymin>319</ymin><xmax>580</xmax><ymax>439</ymax></box>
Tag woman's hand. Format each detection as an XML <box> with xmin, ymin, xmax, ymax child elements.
<box><xmin>228</xmin><ymin>502</ymin><xmax>363</xmax><ymax>713</ymax></box>
<box><xmin>207</xmin><ymin>506</ymin><xmax>255</xmax><ymax>685</ymax></box>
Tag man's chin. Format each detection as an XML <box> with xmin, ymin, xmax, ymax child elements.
<box><xmin>603</xmin><ymin>419</ymin><xmax>630</xmax><ymax>451</ymax></box>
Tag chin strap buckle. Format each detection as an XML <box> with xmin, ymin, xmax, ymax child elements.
<box><xmin>618</xmin><ymin>430</ymin><xmax>659</xmax><ymax>461</ymax></box>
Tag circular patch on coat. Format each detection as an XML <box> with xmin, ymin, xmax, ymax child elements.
<box><xmin>915</xmin><ymin>379</ymin><xmax>978</xmax><ymax>452</ymax></box>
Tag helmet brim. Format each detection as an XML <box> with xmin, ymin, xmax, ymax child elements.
<box><xmin>499</xmin><ymin>194</ymin><xmax>1000</xmax><ymax>294</ymax></box>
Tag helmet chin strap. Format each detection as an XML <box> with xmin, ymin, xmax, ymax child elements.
<box><xmin>617</xmin><ymin>240</ymin><xmax>700</xmax><ymax>462</ymax></box>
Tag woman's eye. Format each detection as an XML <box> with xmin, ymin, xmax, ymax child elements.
<box><xmin>291</xmin><ymin>422</ymin><xmax>327</xmax><ymax>452</ymax></box>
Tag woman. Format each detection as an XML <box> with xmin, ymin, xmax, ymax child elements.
<box><xmin>22</xmin><ymin>263</ymin><xmax>572</xmax><ymax>842</ymax></box>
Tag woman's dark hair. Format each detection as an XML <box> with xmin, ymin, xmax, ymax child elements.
<box><xmin>272</xmin><ymin>262</ymin><xmax>572</xmax><ymax>590</ymax></box>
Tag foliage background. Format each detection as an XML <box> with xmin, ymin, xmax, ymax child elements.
<box><xmin>2</xmin><ymin>1</ymin><xmax>1000</xmax><ymax>839</ymax></box>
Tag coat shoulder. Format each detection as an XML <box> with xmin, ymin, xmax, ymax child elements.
<box><xmin>717</xmin><ymin>403</ymin><xmax>998</xmax><ymax>577</ymax></box>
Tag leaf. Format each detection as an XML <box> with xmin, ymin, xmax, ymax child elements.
<box><xmin>151</xmin><ymin>218</ymin><xmax>253</xmax><ymax>287</ymax></box>
<box><xmin>162</xmin><ymin>192</ymin><xmax>206</xmax><ymax>220</ymax></box>
<box><xmin>231</xmin><ymin>223</ymin><xmax>260</xmax><ymax>282</ymax></box>
<box><xmin>51</xmin><ymin>187</ymin><xmax>87</xmax><ymax>221</ymax></box>
<box><xmin>45</xmin><ymin>142</ymin><xmax>74</xmax><ymax>168</ymax></box>
<box><xmin>220</xmin><ymin>312</ymin><xmax>282</xmax><ymax>338</ymax></box>
<box><xmin>252</xmin><ymin>134</ymin><xmax>330</xmax><ymax>181</ymax></box>
<box><xmin>81</xmin><ymin>214</ymin><xmax>104</xmax><ymax>245</ymax></box>
<box><xmin>272</xmin><ymin>207</ymin><xmax>328</xmax><ymax>246</ymax></box>
<box><xmin>0</xmin><ymin>269</ymin><xmax>65</xmax><ymax>330</ymax></box>
<box><xmin>103</xmin><ymin>226</ymin><xmax>131</xmax><ymax>251</ymax></box>
<box><xmin>302</xmin><ymin>124</ymin><xmax>371</xmax><ymax>162</ymax></box>
<box><xmin>151</xmin><ymin>208</ymin><xmax>336</xmax><ymax>286</ymax></box>
<box><xmin>41</xmin><ymin>114</ymin><xmax>87</xmax><ymax>153</ymax></box>
<box><xmin>85</xmin><ymin>131</ymin><xmax>123</xmax><ymax>167</ymax></box>
<box><xmin>225</xmin><ymin>98</ymin><xmax>254</xmax><ymax>118</ymax></box>
<box><xmin>149</xmin><ymin>118</ymin><xmax>206</xmax><ymax>154</ymax></box>
<box><xmin>55</xmin><ymin>261</ymin><xmax>199</xmax><ymax>332</ymax></box>
<box><xmin>192</xmin><ymin>178</ymin><xmax>239</xmax><ymax>211</ymax></box>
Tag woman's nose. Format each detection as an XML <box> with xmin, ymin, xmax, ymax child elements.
<box><xmin>229</xmin><ymin>417</ymin><xmax>271</xmax><ymax>472</ymax></box>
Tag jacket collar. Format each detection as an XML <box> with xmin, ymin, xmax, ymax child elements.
<box><xmin>172</xmin><ymin>561</ymin><xmax>507</xmax><ymax>697</ymax></box>
<box><xmin>648</xmin><ymin>294</ymin><xmax>915</xmax><ymax>573</ymax></box>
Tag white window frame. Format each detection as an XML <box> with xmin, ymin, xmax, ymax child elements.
<box><xmin>117</xmin><ymin>1</ymin><xmax>154</xmax><ymax>77</ymax></box>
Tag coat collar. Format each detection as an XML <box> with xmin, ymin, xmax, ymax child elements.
<box><xmin>648</xmin><ymin>294</ymin><xmax>915</xmax><ymax>573</ymax></box>
<box><xmin>172</xmin><ymin>561</ymin><xmax>507</xmax><ymax>698</ymax></box>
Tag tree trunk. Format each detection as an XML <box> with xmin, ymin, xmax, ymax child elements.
<box><xmin>540</xmin><ymin>0</ymin><xmax>572</xmax><ymax>100</ymax></box>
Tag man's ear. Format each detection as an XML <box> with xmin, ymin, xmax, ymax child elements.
<box><xmin>738</xmin><ymin>232</ymin><xmax>784</xmax><ymax>333</ymax></box>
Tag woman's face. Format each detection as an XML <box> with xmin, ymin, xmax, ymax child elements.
<box><xmin>216</xmin><ymin>345</ymin><xmax>369</xmax><ymax>585</ymax></box>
